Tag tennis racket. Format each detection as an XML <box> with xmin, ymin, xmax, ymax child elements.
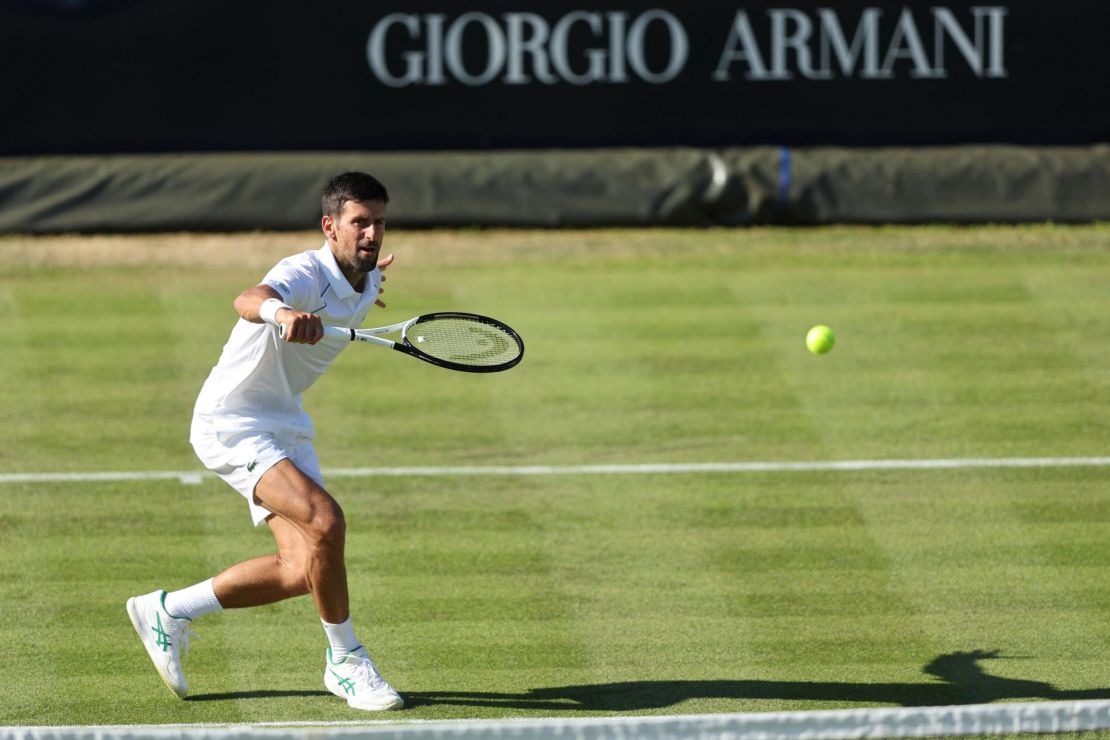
<box><xmin>280</xmin><ymin>311</ymin><xmax>524</xmax><ymax>373</ymax></box>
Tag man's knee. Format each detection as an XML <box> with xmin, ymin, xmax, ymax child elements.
<box><xmin>305</xmin><ymin>494</ymin><xmax>345</xmax><ymax>549</ymax></box>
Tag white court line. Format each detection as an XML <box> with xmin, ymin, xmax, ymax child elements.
<box><xmin>6</xmin><ymin>698</ymin><xmax>1110</xmax><ymax>738</ymax></box>
<box><xmin>0</xmin><ymin>457</ymin><xmax>1109</xmax><ymax>485</ymax></box>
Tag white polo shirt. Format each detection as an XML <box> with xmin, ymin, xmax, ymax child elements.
<box><xmin>192</xmin><ymin>242</ymin><xmax>381</xmax><ymax>444</ymax></box>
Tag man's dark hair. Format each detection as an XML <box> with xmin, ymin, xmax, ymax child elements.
<box><xmin>322</xmin><ymin>172</ymin><xmax>390</xmax><ymax>217</ymax></box>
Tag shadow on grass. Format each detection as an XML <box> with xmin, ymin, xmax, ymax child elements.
<box><xmin>405</xmin><ymin>650</ymin><xmax>1110</xmax><ymax>711</ymax></box>
<box><xmin>186</xmin><ymin>690</ymin><xmax>331</xmax><ymax>702</ymax></box>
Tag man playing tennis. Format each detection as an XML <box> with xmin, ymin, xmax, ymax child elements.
<box><xmin>126</xmin><ymin>171</ymin><xmax>403</xmax><ymax>711</ymax></box>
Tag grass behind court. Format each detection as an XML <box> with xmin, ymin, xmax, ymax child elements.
<box><xmin>1</xmin><ymin>225</ymin><xmax>1110</xmax><ymax>726</ymax></box>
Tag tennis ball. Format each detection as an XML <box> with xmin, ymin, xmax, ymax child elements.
<box><xmin>806</xmin><ymin>325</ymin><xmax>835</xmax><ymax>354</ymax></box>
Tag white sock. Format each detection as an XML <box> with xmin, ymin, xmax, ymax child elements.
<box><xmin>163</xmin><ymin>578</ymin><xmax>224</xmax><ymax>621</ymax></box>
<box><xmin>322</xmin><ymin>617</ymin><xmax>362</xmax><ymax>662</ymax></box>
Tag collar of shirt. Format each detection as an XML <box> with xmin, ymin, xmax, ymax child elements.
<box><xmin>317</xmin><ymin>241</ymin><xmax>365</xmax><ymax>300</ymax></box>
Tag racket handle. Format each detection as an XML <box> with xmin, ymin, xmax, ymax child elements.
<box><xmin>277</xmin><ymin>325</ymin><xmax>355</xmax><ymax>341</ymax></box>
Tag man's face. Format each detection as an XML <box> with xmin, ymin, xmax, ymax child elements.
<box><xmin>325</xmin><ymin>199</ymin><xmax>387</xmax><ymax>277</ymax></box>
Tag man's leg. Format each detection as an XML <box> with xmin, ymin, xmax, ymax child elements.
<box><xmin>226</xmin><ymin>458</ymin><xmax>348</xmax><ymax>622</ymax></box>
<box><xmin>215</xmin><ymin>460</ymin><xmax>363</xmax><ymax>660</ymax></box>
<box><xmin>128</xmin><ymin>459</ymin><xmax>340</xmax><ymax>699</ymax></box>
<box><xmin>130</xmin><ymin>457</ymin><xmax>401</xmax><ymax>709</ymax></box>
<box><xmin>203</xmin><ymin>516</ymin><xmax>311</xmax><ymax>606</ymax></box>
<box><xmin>237</xmin><ymin>459</ymin><xmax>402</xmax><ymax>710</ymax></box>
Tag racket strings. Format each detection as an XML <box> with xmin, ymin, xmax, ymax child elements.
<box><xmin>406</xmin><ymin>317</ymin><xmax>521</xmax><ymax>367</ymax></box>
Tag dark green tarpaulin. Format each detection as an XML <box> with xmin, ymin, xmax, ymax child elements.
<box><xmin>1</xmin><ymin>146</ymin><xmax>1107</xmax><ymax>233</ymax></box>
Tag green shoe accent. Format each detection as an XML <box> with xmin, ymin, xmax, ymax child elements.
<box><xmin>152</xmin><ymin>611</ymin><xmax>172</xmax><ymax>651</ymax></box>
<box><xmin>329</xmin><ymin>669</ymin><xmax>357</xmax><ymax>696</ymax></box>
<box><xmin>160</xmin><ymin>590</ymin><xmax>191</xmax><ymax>622</ymax></box>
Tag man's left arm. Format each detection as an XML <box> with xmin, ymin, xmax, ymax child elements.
<box><xmin>234</xmin><ymin>284</ymin><xmax>324</xmax><ymax>344</ymax></box>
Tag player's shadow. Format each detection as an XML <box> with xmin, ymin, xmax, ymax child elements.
<box><xmin>404</xmin><ymin>650</ymin><xmax>1110</xmax><ymax>711</ymax></box>
<box><xmin>186</xmin><ymin>689</ymin><xmax>331</xmax><ymax>702</ymax></box>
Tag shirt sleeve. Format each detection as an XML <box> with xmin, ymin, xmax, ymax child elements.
<box><xmin>261</xmin><ymin>256</ymin><xmax>318</xmax><ymax>311</ymax></box>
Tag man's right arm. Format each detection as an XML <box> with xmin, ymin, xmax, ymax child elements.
<box><xmin>234</xmin><ymin>284</ymin><xmax>324</xmax><ymax>344</ymax></box>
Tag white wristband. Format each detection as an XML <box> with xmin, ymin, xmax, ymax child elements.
<box><xmin>259</xmin><ymin>298</ymin><xmax>291</xmax><ymax>326</ymax></box>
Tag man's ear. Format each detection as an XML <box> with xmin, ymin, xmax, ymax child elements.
<box><xmin>321</xmin><ymin>214</ymin><xmax>336</xmax><ymax>240</ymax></box>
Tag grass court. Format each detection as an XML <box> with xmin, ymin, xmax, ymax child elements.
<box><xmin>1</xmin><ymin>225</ymin><xmax>1109</xmax><ymax>729</ymax></box>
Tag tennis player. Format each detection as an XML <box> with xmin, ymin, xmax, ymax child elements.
<box><xmin>126</xmin><ymin>171</ymin><xmax>403</xmax><ymax>711</ymax></box>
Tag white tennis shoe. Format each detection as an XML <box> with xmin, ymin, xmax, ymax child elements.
<box><xmin>126</xmin><ymin>590</ymin><xmax>194</xmax><ymax>698</ymax></box>
<box><xmin>324</xmin><ymin>647</ymin><xmax>404</xmax><ymax>711</ymax></box>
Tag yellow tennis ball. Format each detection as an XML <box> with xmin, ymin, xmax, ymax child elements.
<box><xmin>806</xmin><ymin>325</ymin><xmax>835</xmax><ymax>354</ymax></box>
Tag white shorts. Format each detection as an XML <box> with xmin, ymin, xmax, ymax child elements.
<box><xmin>190</xmin><ymin>417</ymin><xmax>324</xmax><ymax>527</ymax></box>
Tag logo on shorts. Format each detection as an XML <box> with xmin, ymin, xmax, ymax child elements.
<box><xmin>246</xmin><ymin>460</ymin><xmax>258</xmax><ymax>473</ymax></box>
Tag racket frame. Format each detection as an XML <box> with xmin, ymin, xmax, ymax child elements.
<box><xmin>313</xmin><ymin>312</ymin><xmax>523</xmax><ymax>373</ymax></box>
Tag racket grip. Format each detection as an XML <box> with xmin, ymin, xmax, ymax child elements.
<box><xmin>276</xmin><ymin>325</ymin><xmax>354</xmax><ymax>340</ymax></box>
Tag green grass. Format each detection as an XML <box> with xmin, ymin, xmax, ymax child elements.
<box><xmin>2</xmin><ymin>225</ymin><xmax>1110</xmax><ymax>727</ymax></box>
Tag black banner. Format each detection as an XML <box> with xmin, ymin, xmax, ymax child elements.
<box><xmin>2</xmin><ymin>0</ymin><xmax>1108</xmax><ymax>154</ymax></box>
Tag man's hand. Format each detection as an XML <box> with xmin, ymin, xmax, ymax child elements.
<box><xmin>276</xmin><ymin>309</ymin><xmax>324</xmax><ymax>344</ymax></box>
<box><xmin>375</xmin><ymin>253</ymin><xmax>394</xmax><ymax>308</ymax></box>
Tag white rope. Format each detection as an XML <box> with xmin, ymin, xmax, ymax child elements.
<box><xmin>6</xmin><ymin>699</ymin><xmax>1110</xmax><ymax>739</ymax></box>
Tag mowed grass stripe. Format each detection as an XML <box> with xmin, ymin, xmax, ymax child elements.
<box><xmin>0</xmin><ymin>283</ymin><xmax>29</xmax><ymax>477</ymax></box>
<box><xmin>3</xmin><ymin>273</ymin><xmax>195</xmax><ymax>471</ymax></box>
